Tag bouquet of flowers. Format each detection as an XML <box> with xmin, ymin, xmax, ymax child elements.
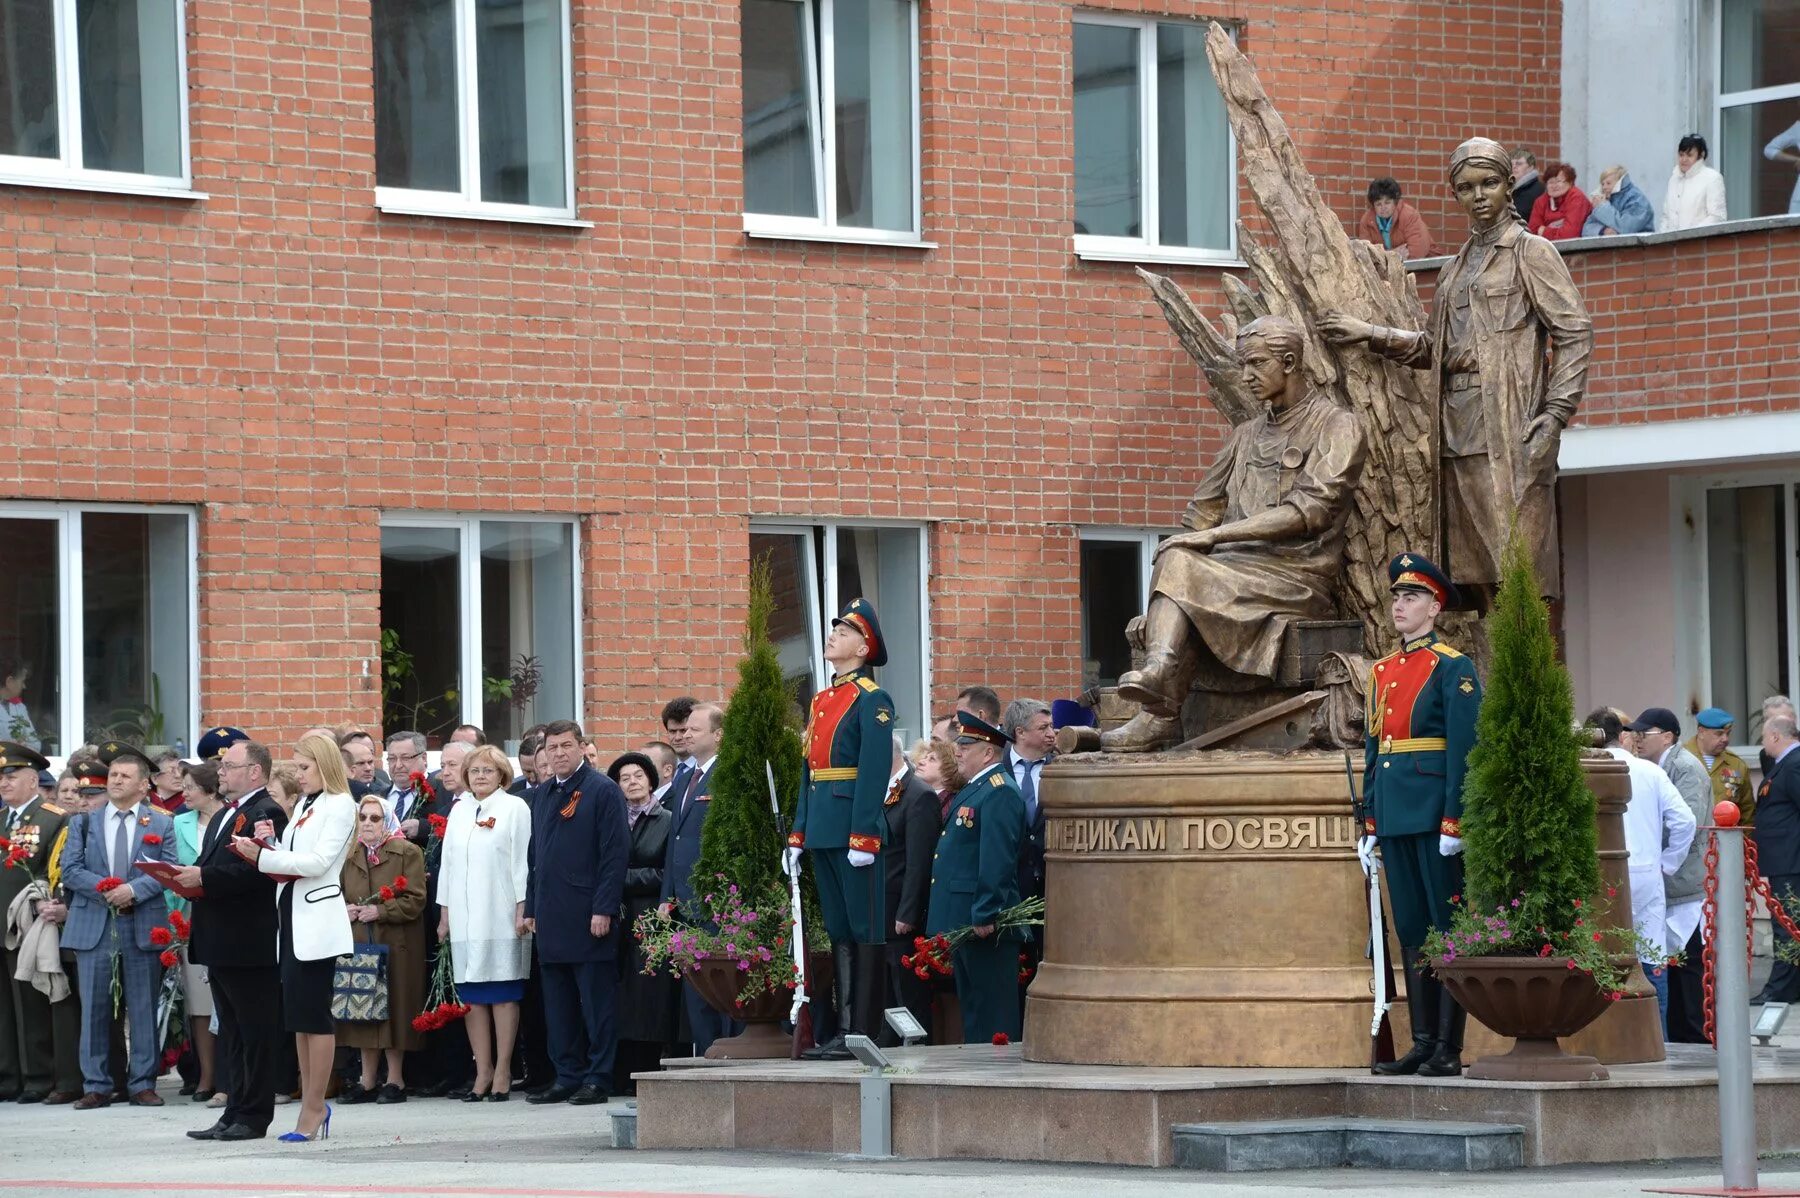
<box><xmin>634</xmin><ymin>875</ymin><xmax>793</xmax><ymax>1005</ymax></box>
<box><xmin>412</xmin><ymin>940</ymin><xmax>468</xmax><ymax>1032</ymax></box>
<box><xmin>152</xmin><ymin>910</ymin><xmax>191</xmax><ymax>1060</ymax></box>
<box><xmin>95</xmin><ymin>876</ymin><xmax>130</xmax><ymax>1015</ymax></box>
<box><xmin>900</xmin><ymin>897</ymin><xmax>1046</xmax><ymax>980</ymax></box>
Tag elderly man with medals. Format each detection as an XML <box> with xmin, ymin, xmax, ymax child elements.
<box><xmin>786</xmin><ymin>598</ymin><xmax>896</xmax><ymax>1060</ymax></box>
<box><xmin>1361</xmin><ymin>554</ymin><xmax>1482</xmax><ymax>1078</ymax></box>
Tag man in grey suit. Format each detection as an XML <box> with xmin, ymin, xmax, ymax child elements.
<box><xmin>58</xmin><ymin>743</ymin><xmax>179</xmax><ymax>1107</ymax></box>
<box><xmin>656</xmin><ymin>703</ymin><xmax>736</xmax><ymax>1054</ymax></box>
<box><xmin>1628</xmin><ymin>707</ymin><xmax>1713</xmax><ymax>1042</ymax></box>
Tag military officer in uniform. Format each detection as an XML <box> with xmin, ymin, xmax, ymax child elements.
<box><xmin>926</xmin><ymin>712</ymin><xmax>1028</xmax><ymax>1043</ymax></box>
<box><xmin>787</xmin><ymin>598</ymin><xmax>896</xmax><ymax>1060</ymax></box>
<box><xmin>1361</xmin><ymin>554</ymin><xmax>1482</xmax><ymax>1077</ymax></box>
<box><xmin>1687</xmin><ymin>707</ymin><xmax>1754</xmax><ymax>825</ymax></box>
<box><xmin>0</xmin><ymin>740</ymin><xmax>76</xmax><ymax>1102</ymax></box>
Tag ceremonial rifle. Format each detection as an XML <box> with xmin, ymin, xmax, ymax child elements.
<box><xmin>1347</xmin><ymin>750</ymin><xmax>1397</xmax><ymax>1070</ymax></box>
<box><xmin>767</xmin><ymin>759</ymin><xmax>813</xmax><ymax>1057</ymax></box>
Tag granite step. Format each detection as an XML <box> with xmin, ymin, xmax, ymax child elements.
<box><xmin>1170</xmin><ymin>1116</ymin><xmax>1524</xmax><ymax>1172</ymax></box>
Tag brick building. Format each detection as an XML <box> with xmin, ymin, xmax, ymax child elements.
<box><xmin>0</xmin><ymin>0</ymin><xmax>1794</xmax><ymax>760</ymax></box>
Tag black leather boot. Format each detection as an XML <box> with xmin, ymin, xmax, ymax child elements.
<box><xmin>852</xmin><ymin>942</ymin><xmax>890</xmax><ymax>1046</ymax></box>
<box><xmin>1418</xmin><ymin>987</ymin><xmax>1467</xmax><ymax>1077</ymax></box>
<box><xmin>1372</xmin><ymin>949</ymin><xmax>1437</xmax><ymax>1076</ymax></box>
<box><xmin>801</xmin><ymin>943</ymin><xmax>856</xmax><ymax>1060</ymax></box>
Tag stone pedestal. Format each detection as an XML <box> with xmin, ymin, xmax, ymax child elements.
<box><xmin>1023</xmin><ymin>750</ymin><xmax>1664</xmax><ymax>1069</ymax></box>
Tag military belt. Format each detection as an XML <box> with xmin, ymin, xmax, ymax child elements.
<box><xmin>1380</xmin><ymin>737</ymin><xmax>1448</xmax><ymax>754</ymax></box>
<box><xmin>811</xmin><ymin>767</ymin><xmax>857</xmax><ymax>781</ymax></box>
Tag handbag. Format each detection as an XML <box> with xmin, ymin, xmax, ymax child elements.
<box><xmin>331</xmin><ymin>942</ymin><xmax>390</xmax><ymax>1022</ymax></box>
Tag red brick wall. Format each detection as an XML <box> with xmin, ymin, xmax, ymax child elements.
<box><xmin>0</xmin><ymin>0</ymin><xmax>1563</xmax><ymax>749</ymax></box>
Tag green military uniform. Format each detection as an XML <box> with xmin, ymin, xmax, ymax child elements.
<box><xmin>0</xmin><ymin>741</ymin><xmax>78</xmax><ymax>1101</ymax></box>
<box><xmin>790</xmin><ymin>598</ymin><xmax>896</xmax><ymax>1058</ymax></box>
<box><xmin>1363</xmin><ymin>555</ymin><xmax>1482</xmax><ymax>1078</ymax></box>
<box><xmin>926</xmin><ymin>712</ymin><xmax>1027</xmax><ymax>1043</ymax></box>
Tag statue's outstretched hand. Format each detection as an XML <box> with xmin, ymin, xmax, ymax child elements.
<box><xmin>1318</xmin><ymin>313</ymin><xmax>1372</xmax><ymax>346</ymax></box>
<box><xmin>1154</xmin><ymin>530</ymin><xmax>1217</xmax><ymax>560</ymax></box>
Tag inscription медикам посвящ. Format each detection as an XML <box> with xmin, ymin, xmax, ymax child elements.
<box><xmin>1049</xmin><ymin>814</ymin><xmax>1359</xmax><ymax>855</ymax></box>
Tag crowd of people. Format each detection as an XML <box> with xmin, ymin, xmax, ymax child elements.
<box><xmin>1592</xmin><ymin>695</ymin><xmax>1799</xmax><ymax>1043</ymax></box>
<box><xmin>1353</xmin><ymin>133</ymin><xmax>1736</xmax><ymax>259</ymax></box>
<box><xmin>0</xmin><ymin>624</ymin><xmax>1080</xmax><ymax>1140</ymax></box>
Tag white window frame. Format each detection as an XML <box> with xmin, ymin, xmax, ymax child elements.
<box><xmin>0</xmin><ymin>0</ymin><xmax>198</xmax><ymax>199</ymax></box>
<box><xmin>1078</xmin><ymin>527</ymin><xmax>1174</xmax><ymax>684</ymax></box>
<box><xmin>1711</xmin><ymin>0</ymin><xmax>1800</xmax><ymax>145</ymax></box>
<box><xmin>1071</xmin><ymin>12</ymin><xmax>1239</xmax><ymax>267</ymax></box>
<box><xmin>373</xmin><ymin>0</ymin><xmax>582</xmax><ymax>226</ymax></box>
<box><xmin>377</xmin><ymin>513</ymin><xmax>583</xmax><ymax>734</ymax></box>
<box><xmin>1671</xmin><ymin>470</ymin><xmax>1800</xmax><ymax>760</ymax></box>
<box><xmin>0</xmin><ymin>502</ymin><xmax>200</xmax><ymax>758</ymax></box>
<box><xmin>742</xmin><ymin>0</ymin><xmax>927</xmax><ymax>248</ymax></box>
<box><xmin>749</xmin><ymin>519</ymin><xmax>931</xmax><ymax>736</ymax></box>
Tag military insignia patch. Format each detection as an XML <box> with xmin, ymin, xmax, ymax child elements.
<box><xmin>876</xmin><ymin>710</ymin><xmax>891</xmax><ymax>724</ymax></box>
<box><xmin>988</xmin><ymin>773</ymin><xmax>1004</xmax><ymax>787</ymax></box>
<box><xmin>1459</xmin><ymin>679</ymin><xmax>1474</xmax><ymax>694</ymax></box>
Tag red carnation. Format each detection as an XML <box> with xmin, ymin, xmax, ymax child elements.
<box><xmin>392</xmin><ymin>875</ymin><xmax>409</xmax><ymax>890</ymax></box>
<box><xmin>379</xmin><ymin>885</ymin><xmax>395</xmax><ymax>902</ymax></box>
<box><xmin>428</xmin><ymin>814</ymin><xmax>448</xmax><ymax>836</ymax></box>
<box><xmin>0</xmin><ymin>836</ymin><xmax>11</xmax><ymax>850</ymax></box>
<box><xmin>159</xmin><ymin>949</ymin><xmax>180</xmax><ymax>969</ymax></box>
<box><xmin>143</xmin><ymin>833</ymin><xmax>162</xmax><ymax>846</ymax></box>
<box><xmin>3</xmin><ymin>848</ymin><xmax>25</xmax><ymax>869</ymax></box>
<box><xmin>411</xmin><ymin>1012</ymin><xmax>432</xmax><ymax>1032</ymax></box>
<box><xmin>96</xmin><ymin>876</ymin><xmax>125</xmax><ymax>893</ymax></box>
<box><xmin>150</xmin><ymin>927</ymin><xmax>174</xmax><ymax>946</ymax></box>
<box><xmin>409</xmin><ymin>771</ymin><xmax>428</xmax><ymax>791</ymax></box>
<box><xmin>991</xmin><ymin>1033</ymin><xmax>1009</xmax><ymax>1046</ymax></box>
<box><xmin>914</xmin><ymin>966</ymin><xmax>930</xmax><ymax>979</ymax></box>
<box><xmin>170</xmin><ymin>911</ymin><xmax>190</xmax><ymax>936</ymax></box>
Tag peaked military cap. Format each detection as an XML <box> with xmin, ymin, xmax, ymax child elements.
<box><xmin>1388</xmin><ymin>552</ymin><xmax>1457</xmax><ymax>607</ymax></box>
<box><xmin>69</xmin><ymin>758</ymin><xmax>108</xmax><ymax>789</ymax></box>
<box><xmin>1695</xmin><ymin>707</ymin><xmax>1735</xmax><ymax>730</ymax></box>
<box><xmin>955</xmin><ymin>710</ymin><xmax>1012</xmax><ymax>747</ymax></box>
<box><xmin>831</xmin><ymin>597</ymin><xmax>888</xmax><ymax>668</ymax></box>
<box><xmin>196</xmin><ymin>726</ymin><xmax>248</xmax><ymax>761</ymax></box>
<box><xmin>0</xmin><ymin>741</ymin><xmax>51</xmax><ymax>774</ymax></box>
<box><xmin>98</xmin><ymin>741</ymin><xmax>156</xmax><ymax>775</ymax></box>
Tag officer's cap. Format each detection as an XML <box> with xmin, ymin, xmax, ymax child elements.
<box><xmin>196</xmin><ymin>726</ymin><xmax>248</xmax><ymax>761</ymax></box>
<box><xmin>98</xmin><ymin>741</ymin><xmax>156</xmax><ymax>776</ymax></box>
<box><xmin>830</xmin><ymin>598</ymin><xmax>888</xmax><ymax>668</ymax></box>
<box><xmin>1387</xmin><ymin>552</ymin><xmax>1457</xmax><ymax>607</ymax></box>
<box><xmin>0</xmin><ymin>741</ymin><xmax>51</xmax><ymax>775</ymax></box>
<box><xmin>955</xmin><ymin>711</ymin><xmax>1012</xmax><ymax>748</ymax></box>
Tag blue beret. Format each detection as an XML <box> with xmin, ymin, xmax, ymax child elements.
<box><xmin>1051</xmin><ymin>699</ymin><xmax>1096</xmax><ymax>729</ymax></box>
<box><xmin>1695</xmin><ymin>707</ymin><xmax>1735</xmax><ymax>730</ymax></box>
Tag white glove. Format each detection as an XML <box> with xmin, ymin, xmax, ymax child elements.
<box><xmin>783</xmin><ymin>846</ymin><xmax>803</xmax><ymax>873</ymax></box>
<box><xmin>1439</xmin><ymin>835</ymin><xmax>1464</xmax><ymax>857</ymax></box>
<box><xmin>847</xmin><ymin>849</ymin><xmax>876</xmax><ymax>868</ymax></box>
<box><xmin>1356</xmin><ymin>835</ymin><xmax>1381</xmax><ymax>876</ymax></box>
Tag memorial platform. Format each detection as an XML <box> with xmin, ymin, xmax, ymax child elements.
<box><xmin>632</xmin><ymin>1042</ymin><xmax>1800</xmax><ymax>1168</ymax></box>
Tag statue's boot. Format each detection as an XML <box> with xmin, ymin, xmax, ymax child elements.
<box><xmin>1116</xmin><ymin>597</ymin><xmax>1197</xmax><ymax>718</ymax></box>
<box><xmin>1099</xmin><ymin>710</ymin><xmax>1182</xmax><ymax>753</ymax></box>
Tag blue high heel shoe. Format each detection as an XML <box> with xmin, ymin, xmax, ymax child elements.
<box><xmin>278</xmin><ymin>1103</ymin><xmax>331</xmax><ymax>1143</ymax></box>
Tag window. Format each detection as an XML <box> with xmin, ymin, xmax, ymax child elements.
<box><xmin>1717</xmin><ymin>0</ymin><xmax>1800</xmax><ymax>218</ymax></box>
<box><xmin>1079</xmin><ymin>530</ymin><xmax>1164</xmax><ymax>689</ymax></box>
<box><xmin>1072</xmin><ymin>15</ymin><xmax>1235</xmax><ymax>263</ymax></box>
<box><xmin>379</xmin><ymin>517</ymin><xmax>577</xmax><ymax>752</ymax></box>
<box><xmin>741</xmin><ymin>0</ymin><xmax>922</xmax><ymax>244</ymax></box>
<box><xmin>1703</xmin><ymin>483</ymin><xmax>1796</xmax><ymax>745</ymax></box>
<box><xmin>0</xmin><ymin>0</ymin><xmax>191</xmax><ymax>194</ymax></box>
<box><xmin>750</xmin><ymin>522</ymin><xmax>929</xmax><ymax>742</ymax></box>
<box><xmin>0</xmin><ymin>505</ymin><xmax>195</xmax><ymax>756</ymax></box>
<box><xmin>372</xmin><ymin>0</ymin><xmax>576</xmax><ymax>222</ymax></box>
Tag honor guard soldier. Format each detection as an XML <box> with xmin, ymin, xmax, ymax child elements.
<box><xmin>1361</xmin><ymin>554</ymin><xmax>1482</xmax><ymax>1078</ymax></box>
<box><xmin>926</xmin><ymin>712</ymin><xmax>1027</xmax><ymax>1043</ymax></box>
<box><xmin>1689</xmin><ymin>707</ymin><xmax>1754</xmax><ymax>825</ymax></box>
<box><xmin>0</xmin><ymin>740</ymin><xmax>75</xmax><ymax>1102</ymax></box>
<box><xmin>787</xmin><ymin>598</ymin><xmax>896</xmax><ymax>1060</ymax></box>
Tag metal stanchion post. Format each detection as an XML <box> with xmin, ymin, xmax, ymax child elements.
<box><xmin>1712</xmin><ymin>826</ymin><xmax>1758</xmax><ymax>1192</ymax></box>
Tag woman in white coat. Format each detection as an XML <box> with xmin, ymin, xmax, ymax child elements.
<box><xmin>232</xmin><ymin>732</ymin><xmax>356</xmax><ymax>1142</ymax></box>
<box><xmin>437</xmin><ymin>745</ymin><xmax>532</xmax><ymax>1100</ymax></box>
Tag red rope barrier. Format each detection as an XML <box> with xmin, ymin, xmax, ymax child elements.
<box><xmin>1701</xmin><ymin>835</ymin><xmax>1800</xmax><ymax>1045</ymax></box>
<box><xmin>1703</xmin><ymin>832</ymin><xmax>1720</xmax><ymax>1045</ymax></box>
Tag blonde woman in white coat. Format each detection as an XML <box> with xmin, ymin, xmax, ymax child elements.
<box><xmin>437</xmin><ymin>745</ymin><xmax>533</xmax><ymax>1100</ymax></box>
<box><xmin>231</xmin><ymin>732</ymin><xmax>356</xmax><ymax>1142</ymax></box>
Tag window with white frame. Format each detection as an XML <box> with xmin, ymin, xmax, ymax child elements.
<box><xmin>1702</xmin><ymin>481</ymin><xmax>1796</xmax><ymax>746</ymax></box>
<box><xmin>741</xmin><ymin>0</ymin><xmax>922</xmax><ymax>242</ymax></box>
<box><xmin>0</xmin><ymin>0</ymin><xmax>190</xmax><ymax>193</ymax></box>
<box><xmin>1717</xmin><ymin>0</ymin><xmax>1800</xmax><ymax>219</ymax></box>
<box><xmin>750</xmin><ymin>522</ymin><xmax>929</xmax><ymax>742</ymax></box>
<box><xmin>1079</xmin><ymin>530</ymin><xmax>1166</xmax><ymax>689</ymax></box>
<box><xmin>0</xmin><ymin>505</ymin><xmax>196</xmax><ymax>756</ymax></box>
<box><xmin>379</xmin><ymin>517</ymin><xmax>578</xmax><ymax>752</ymax></box>
<box><xmin>372</xmin><ymin>0</ymin><xmax>575</xmax><ymax>220</ymax></box>
<box><xmin>1072</xmin><ymin>15</ymin><xmax>1235</xmax><ymax>262</ymax></box>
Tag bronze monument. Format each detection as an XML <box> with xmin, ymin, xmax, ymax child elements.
<box><xmin>1107</xmin><ymin>315</ymin><xmax>1367</xmax><ymax>752</ymax></box>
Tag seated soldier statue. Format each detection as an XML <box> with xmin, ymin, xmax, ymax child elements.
<box><xmin>1107</xmin><ymin>314</ymin><xmax>1369</xmax><ymax>751</ymax></box>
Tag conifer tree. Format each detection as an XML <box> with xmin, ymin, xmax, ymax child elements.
<box><xmin>1461</xmin><ymin>531</ymin><xmax>1599</xmax><ymax>936</ymax></box>
<box><xmin>694</xmin><ymin>556</ymin><xmax>809</xmax><ymax>911</ymax></box>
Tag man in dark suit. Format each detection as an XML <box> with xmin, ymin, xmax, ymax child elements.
<box><xmin>882</xmin><ymin>736</ymin><xmax>939</xmax><ymax>1042</ymax></box>
<box><xmin>1005</xmin><ymin>699</ymin><xmax>1057</xmax><ymax>1011</ymax></box>
<box><xmin>176</xmin><ymin>732</ymin><xmax>289</xmax><ymax>1141</ymax></box>
<box><xmin>524</xmin><ymin>720</ymin><xmax>628</xmax><ymax>1105</ymax></box>
<box><xmin>1755</xmin><ymin>714</ymin><xmax>1800</xmax><ymax>1004</ymax></box>
<box><xmin>657</xmin><ymin>703</ymin><xmax>733</xmax><ymax>1054</ymax></box>
<box><xmin>0</xmin><ymin>740</ymin><xmax>74</xmax><ymax>1102</ymax></box>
